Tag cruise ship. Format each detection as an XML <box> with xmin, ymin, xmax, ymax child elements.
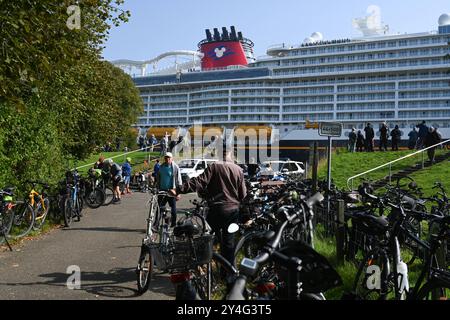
<box><xmin>112</xmin><ymin>7</ymin><xmax>450</xmax><ymax>161</ymax></box>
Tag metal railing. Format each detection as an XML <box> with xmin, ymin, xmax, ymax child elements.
<box><xmin>347</xmin><ymin>139</ymin><xmax>450</xmax><ymax>190</ymax></box>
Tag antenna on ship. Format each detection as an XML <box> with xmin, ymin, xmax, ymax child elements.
<box><xmin>353</xmin><ymin>5</ymin><xmax>389</xmax><ymax>37</ymax></box>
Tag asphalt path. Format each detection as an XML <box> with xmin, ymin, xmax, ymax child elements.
<box><xmin>0</xmin><ymin>191</ymin><xmax>198</xmax><ymax>300</ymax></box>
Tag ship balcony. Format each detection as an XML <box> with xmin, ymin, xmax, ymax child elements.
<box><xmin>267</xmin><ymin>44</ymin><xmax>293</xmax><ymax>57</ymax></box>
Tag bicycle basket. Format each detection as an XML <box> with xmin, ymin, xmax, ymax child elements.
<box><xmin>149</xmin><ymin>234</ymin><xmax>214</xmax><ymax>271</ymax></box>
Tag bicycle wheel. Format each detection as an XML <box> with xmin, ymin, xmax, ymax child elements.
<box><xmin>75</xmin><ymin>196</ymin><xmax>82</xmax><ymax>222</ymax></box>
<box><xmin>85</xmin><ymin>188</ymin><xmax>105</xmax><ymax>209</ymax></box>
<box><xmin>415</xmin><ymin>280</ymin><xmax>449</xmax><ymax>300</ymax></box>
<box><xmin>0</xmin><ymin>207</ymin><xmax>14</xmax><ymax>244</ymax></box>
<box><xmin>103</xmin><ymin>187</ymin><xmax>114</xmax><ymax>206</ymax></box>
<box><xmin>136</xmin><ymin>245</ymin><xmax>153</xmax><ymax>294</ymax></box>
<box><xmin>33</xmin><ymin>197</ymin><xmax>50</xmax><ymax>230</ymax></box>
<box><xmin>9</xmin><ymin>202</ymin><xmax>35</xmax><ymax>239</ymax></box>
<box><xmin>63</xmin><ymin>198</ymin><xmax>73</xmax><ymax>227</ymax></box>
<box><xmin>352</xmin><ymin>250</ymin><xmax>389</xmax><ymax>300</ymax></box>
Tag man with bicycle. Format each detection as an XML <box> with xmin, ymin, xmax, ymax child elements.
<box><xmin>104</xmin><ymin>158</ymin><xmax>123</xmax><ymax>203</ymax></box>
<box><xmin>170</xmin><ymin>141</ymin><xmax>247</xmax><ymax>264</ymax></box>
<box><xmin>155</xmin><ymin>152</ymin><xmax>182</xmax><ymax>227</ymax></box>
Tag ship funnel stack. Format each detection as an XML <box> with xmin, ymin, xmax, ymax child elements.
<box><xmin>198</xmin><ymin>26</ymin><xmax>255</xmax><ymax>70</ymax></box>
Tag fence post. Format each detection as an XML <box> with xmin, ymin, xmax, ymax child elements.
<box><xmin>336</xmin><ymin>199</ymin><xmax>345</xmax><ymax>264</ymax></box>
<box><xmin>430</xmin><ymin>222</ymin><xmax>447</xmax><ymax>300</ymax></box>
<box><xmin>312</xmin><ymin>142</ymin><xmax>319</xmax><ymax>194</ymax></box>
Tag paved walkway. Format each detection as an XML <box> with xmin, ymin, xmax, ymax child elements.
<box><xmin>0</xmin><ymin>191</ymin><xmax>197</xmax><ymax>300</ymax></box>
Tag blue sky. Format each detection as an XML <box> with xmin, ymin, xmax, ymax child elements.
<box><xmin>102</xmin><ymin>0</ymin><xmax>449</xmax><ymax>61</ymax></box>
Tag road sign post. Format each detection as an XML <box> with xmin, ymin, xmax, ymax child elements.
<box><xmin>319</xmin><ymin>122</ymin><xmax>343</xmax><ymax>215</ymax></box>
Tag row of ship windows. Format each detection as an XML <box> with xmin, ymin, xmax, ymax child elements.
<box><xmin>286</xmin><ymin>37</ymin><xmax>449</xmax><ymax>56</ymax></box>
<box><xmin>142</xmin><ymin>84</ymin><xmax>450</xmax><ymax>105</ymax></box>
<box><xmin>273</xmin><ymin>59</ymin><xmax>447</xmax><ymax>76</ymax></box>
<box><xmin>143</xmin><ymin>98</ymin><xmax>450</xmax><ymax>112</ymax></box>
<box><xmin>143</xmin><ymin>81</ymin><xmax>450</xmax><ymax>102</ymax></box>
<box><xmin>140</xmin><ymin>72</ymin><xmax>450</xmax><ymax>97</ymax></box>
<box><xmin>147</xmin><ymin>104</ymin><xmax>449</xmax><ymax>117</ymax></box>
<box><xmin>271</xmin><ymin>48</ymin><xmax>450</xmax><ymax>67</ymax></box>
<box><xmin>143</xmin><ymin>104</ymin><xmax>450</xmax><ymax>117</ymax></box>
<box><xmin>139</xmin><ymin>112</ymin><xmax>450</xmax><ymax>126</ymax></box>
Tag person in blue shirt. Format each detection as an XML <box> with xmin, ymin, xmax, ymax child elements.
<box><xmin>122</xmin><ymin>157</ymin><xmax>132</xmax><ymax>195</ymax></box>
<box><xmin>155</xmin><ymin>153</ymin><xmax>182</xmax><ymax>227</ymax></box>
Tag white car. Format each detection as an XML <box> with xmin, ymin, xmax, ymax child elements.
<box><xmin>178</xmin><ymin>159</ymin><xmax>219</xmax><ymax>182</ymax></box>
<box><xmin>259</xmin><ymin>160</ymin><xmax>305</xmax><ymax>178</ymax></box>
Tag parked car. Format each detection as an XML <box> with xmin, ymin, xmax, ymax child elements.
<box><xmin>178</xmin><ymin>158</ymin><xmax>219</xmax><ymax>182</ymax></box>
<box><xmin>259</xmin><ymin>160</ymin><xmax>305</xmax><ymax>178</ymax></box>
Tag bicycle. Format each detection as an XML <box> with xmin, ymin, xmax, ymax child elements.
<box><xmin>0</xmin><ymin>188</ymin><xmax>15</xmax><ymax>250</ymax></box>
<box><xmin>351</xmin><ymin>193</ymin><xmax>450</xmax><ymax>300</ymax></box>
<box><xmin>136</xmin><ymin>189</ymin><xmax>178</xmax><ymax>294</ymax></box>
<box><xmin>23</xmin><ymin>181</ymin><xmax>51</xmax><ymax>230</ymax></box>
<box><xmin>62</xmin><ymin>170</ymin><xmax>83</xmax><ymax>227</ymax></box>
<box><xmin>80</xmin><ymin>173</ymin><xmax>105</xmax><ymax>209</ymax></box>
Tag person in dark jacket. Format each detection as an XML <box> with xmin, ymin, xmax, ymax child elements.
<box><xmin>424</xmin><ymin>127</ymin><xmax>441</xmax><ymax>164</ymax></box>
<box><xmin>170</xmin><ymin>143</ymin><xmax>247</xmax><ymax>264</ymax></box>
<box><xmin>408</xmin><ymin>127</ymin><xmax>418</xmax><ymax>150</ymax></box>
<box><xmin>348</xmin><ymin>128</ymin><xmax>357</xmax><ymax>153</ymax></box>
<box><xmin>390</xmin><ymin>125</ymin><xmax>402</xmax><ymax>151</ymax></box>
<box><xmin>356</xmin><ymin>130</ymin><xmax>365</xmax><ymax>152</ymax></box>
<box><xmin>379</xmin><ymin>122</ymin><xmax>389</xmax><ymax>152</ymax></box>
<box><xmin>364</xmin><ymin>123</ymin><xmax>375</xmax><ymax>152</ymax></box>
<box><xmin>416</xmin><ymin>121</ymin><xmax>428</xmax><ymax>150</ymax></box>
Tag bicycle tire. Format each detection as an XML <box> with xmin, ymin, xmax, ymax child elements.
<box><xmin>136</xmin><ymin>245</ymin><xmax>153</xmax><ymax>294</ymax></box>
<box><xmin>33</xmin><ymin>197</ymin><xmax>50</xmax><ymax>230</ymax></box>
<box><xmin>352</xmin><ymin>249</ymin><xmax>389</xmax><ymax>300</ymax></box>
<box><xmin>75</xmin><ymin>196</ymin><xmax>82</xmax><ymax>222</ymax></box>
<box><xmin>9</xmin><ymin>202</ymin><xmax>35</xmax><ymax>239</ymax></box>
<box><xmin>85</xmin><ymin>188</ymin><xmax>105</xmax><ymax>209</ymax></box>
<box><xmin>0</xmin><ymin>207</ymin><xmax>15</xmax><ymax>244</ymax></box>
<box><xmin>103</xmin><ymin>187</ymin><xmax>114</xmax><ymax>206</ymax></box>
<box><xmin>415</xmin><ymin>280</ymin><xmax>450</xmax><ymax>300</ymax></box>
<box><xmin>63</xmin><ymin>198</ymin><xmax>73</xmax><ymax>227</ymax></box>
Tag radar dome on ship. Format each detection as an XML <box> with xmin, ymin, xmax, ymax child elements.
<box><xmin>310</xmin><ymin>32</ymin><xmax>323</xmax><ymax>41</ymax></box>
<box><xmin>438</xmin><ymin>13</ymin><xmax>450</xmax><ymax>26</ymax></box>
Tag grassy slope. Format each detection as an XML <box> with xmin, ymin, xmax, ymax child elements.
<box><xmin>317</xmin><ymin>149</ymin><xmax>448</xmax><ymax>193</ymax></box>
<box><xmin>71</xmin><ymin>151</ymin><xmax>159</xmax><ymax>174</ymax></box>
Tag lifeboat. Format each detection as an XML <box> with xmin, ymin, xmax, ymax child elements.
<box><xmin>146</xmin><ymin>127</ymin><xmax>178</xmax><ymax>138</ymax></box>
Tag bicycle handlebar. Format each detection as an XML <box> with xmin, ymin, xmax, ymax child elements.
<box><xmin>226</xmin><ymin>192</ymin><xmax>324</xmax><ymax>300</ymax></box>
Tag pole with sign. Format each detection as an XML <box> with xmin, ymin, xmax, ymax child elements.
<box><xmin>319</xmin><ymin>122</ymin><xmax>343</xmax><ymax>193</ymax></box>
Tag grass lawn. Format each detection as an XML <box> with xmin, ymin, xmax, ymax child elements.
<box><xmin>71</xmin><ymin>150</ymin><xmax>160</xmax><ymax>175</ymax></box>
<box><xmin>317</xmin><ymin>149</ymin><xmax>448</xmax><ymax>193</ymax></box>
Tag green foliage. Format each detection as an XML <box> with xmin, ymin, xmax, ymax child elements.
<box><xmin>0</xmin><ymin>1</ymin><xmax>141</xmax><ymax>194</ymax></box>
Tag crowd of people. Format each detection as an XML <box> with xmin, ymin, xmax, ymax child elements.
<box><xmin>347</xmin><ymin>121</ymin><xmax>443</xmax><ymax>164</ymax></box>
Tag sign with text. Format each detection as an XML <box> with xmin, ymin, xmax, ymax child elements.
<box><xmin>319</xmin><ymin>122</ymin><xmax>343</xmax><ymax>137</ymax></box>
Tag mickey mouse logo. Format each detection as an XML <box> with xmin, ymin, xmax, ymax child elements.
<box><xmin>207</xmin><ymin>45</ymin><xmax>235</xmax><ymax>60</ymax></box>
<box><xmin>214</xmin><ymin>47</ymin><xmax>227</xmax><ymax>58</ymax></box>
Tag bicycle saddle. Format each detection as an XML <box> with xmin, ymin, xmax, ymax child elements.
<box><xmin>352</xmin><ymin>212</ymin><xmax>389</xmax><ymax>235</ymax></box>
<box><xmin>173</xmin><ymin>220</ymin><xmax>200</xmax><ymax>237</ymax></box>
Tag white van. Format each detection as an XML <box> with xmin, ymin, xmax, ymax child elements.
<box><xmin>178</xmin><ymin>159</ymin><xmax>219</xmax><ymax>182</ymax></box>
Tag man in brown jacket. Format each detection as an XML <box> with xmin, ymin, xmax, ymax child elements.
<box><xmin>170</xmin><ymin>143</ymin><xmax>246</xmax><ymax>264</ymax></box>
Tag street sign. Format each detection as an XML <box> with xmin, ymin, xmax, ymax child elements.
<box><xmin>319</xmin><ymin>122</ymin><xmax>343</xmax><ymax>137</ymax></box>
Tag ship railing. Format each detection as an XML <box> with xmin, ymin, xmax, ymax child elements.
<box><xmin>346</xmin><ymin>139</ymin><xmax>450</xmax><ymax>191</ymax></box>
